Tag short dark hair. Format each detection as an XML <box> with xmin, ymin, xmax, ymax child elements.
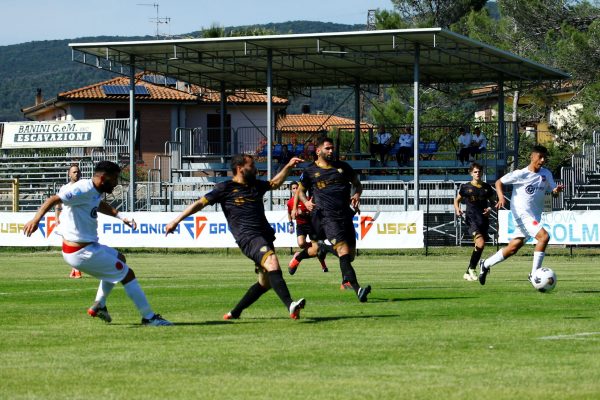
<box><xmin>459</xmin><ymin>127</ymin><xmax>465</xmax><ymax>133</ymax></box>
<box><xmin>531</xmin><ymin>145</ymin><xmax>549</xmax><ymax>156</ymax></box>
<box><xmin>290</xmin><ymin>181</ymin><xmax>298</xmax><ymax>187</ymax></box>
<box><xmin>68</xmin><ymin>163</ymin><xmax>80</xmax><ymax>172</ymax></box>
<box><xmin>316</xmin><ymin>136</ymin><xmax>333</xmax><ymax>148</ymax></box>
<box><xmin>230</xmin><ymin>154</ymin><xmax>253</xmax><ymax>174</ymax></box>
<box><xmin>469</xmin><ymin>162</ymin><xmax>483</xmax><ymax>173</ymax></box>
<box><xmin>94</xmin><ymin>161</ymin><xmax>120</xmax><ymax>176</ymax></box>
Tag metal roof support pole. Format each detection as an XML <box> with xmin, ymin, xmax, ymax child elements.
<box><xmin>266</xmin><ymin>49</ymin><xmax>274</xmax><ymax>210</ymax></box>
<box><xmin>220</xmin><ymin>81</ymin><xmax>227</xmax><ymax>162</ymax></box>
<box><xmin>128</xmin><ymin>55</ymin><xmax>136</xmax><ymax>212</ymax></box>
<box><xmin>497</xmin><ymin>75</ymin><xmax>507</xmax><ymax>173</ymax></box>
<box><xmin>354</xmin><ymin>81</ymin><xmax>361</xmax><ymax>154</ymax></box>
<box><xmin>413</xmin><ymin>44</ymin><xmax>420</xmax><ymax>210</ymax></box>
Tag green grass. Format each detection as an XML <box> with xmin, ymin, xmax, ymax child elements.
<box><xmin>1</xmin><ymin>248</ymin><xmax>600</xmax><ymax>399</ymax></box>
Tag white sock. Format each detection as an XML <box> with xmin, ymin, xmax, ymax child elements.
<box><xmin>484</xmin><ymin>249</ymin><xmax>505</xmax><ymax>268</ymax></box>
<box><xmin>94</xmin><ymin>280</ymin><xmax>115</xmax><ymax>307</ymax></box>
<box><xmin>532</xmin><ymin>251</ymin><xmax>545</xmax><ymax>274</ymax></box>
<box><xmin>123</xmin><ymin>279</ymin><xmax>154</xmax><ymax>319</ymax></box>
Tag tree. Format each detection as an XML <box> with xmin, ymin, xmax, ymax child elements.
<box><xmin>389</xmin><ymin>0</ymin><xmax>488</xmax><ymax>28</ymax></box>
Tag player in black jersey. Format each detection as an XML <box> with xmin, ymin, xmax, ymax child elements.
<box><xmin>296</xmin><ymin>136</ymin><xmax>371</xmax><ymax>302</ymax></box>
<box><xmin>165</xmin><ymin>154</ymin><xmax>307</xmax><ymax>320</ymax></box>
<box><xmin>453</xmin><ymin>162</ymin><xmax>495</xmax><ymax>281</ymax></box>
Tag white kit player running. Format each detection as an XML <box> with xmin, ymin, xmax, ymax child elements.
<box><xmin>23</xmin><ymin>161</ymin><xmax>172</xmax><ymax>326</ymax></box>
<box><xmin>478</xmin><ymin>145</ymin><xmax>564</xmax><ymax>285</ymax></box>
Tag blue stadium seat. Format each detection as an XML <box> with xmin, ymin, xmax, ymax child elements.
<box><xmin>294</xmin><ymin>143</ymin><xmax>305</xmax><ymax>156</ymax></box>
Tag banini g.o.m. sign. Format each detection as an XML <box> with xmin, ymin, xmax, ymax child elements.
<box><xmin>1</xmin><ymin>120</ymin><xmax>105</xmax><ymax>148</ymax></box>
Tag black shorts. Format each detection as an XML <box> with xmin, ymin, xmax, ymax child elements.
<box><xmin>318</xmin><ymin>209</ymin><xmax>356</xmax><ymax>250</ymax></box>
<box><xmin>296</xmin><ymin>222</ymin><xmax>313</xmax><ymax>238</ymax></box>
<box><xmin>239</xmin><ymin>235</ymin><xmax>275</xmax><ymax>268</ymax></box>
<box><xmin>465</xmin><ymin>213</ymin><xmax>490</xmax><ymax>241</ymax></box>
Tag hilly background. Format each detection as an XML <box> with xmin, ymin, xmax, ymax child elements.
<box><xmin>0</xmin><ymin>21</ymin><xmax>364</xmax><ymax>122</ymax></box>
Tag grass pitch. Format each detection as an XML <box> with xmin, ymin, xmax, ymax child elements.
<box><xmin>1</xmin><ymin>248</ymin><xmax>599</xmax><ymax>399</ymax></box>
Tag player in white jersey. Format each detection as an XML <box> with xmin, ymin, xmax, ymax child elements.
<box><xmin>55</xmin><ymin>163</ymin><xmax>83</xmax><ymax>279</ymax></box>
<box><xmin>23</xmin><ymin>161</ymin><xmax>172</xmax><ymax>326</ymax></box>
<box><xmin>479</xmin><ymin>145</ymin><xmax>563</xmax><ymax>285</ymax></box>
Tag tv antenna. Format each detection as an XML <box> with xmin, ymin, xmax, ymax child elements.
<box><xmin>137</xmin><ymin>2</ymin><xmax>171</xmax><ymax>39</ymax></box>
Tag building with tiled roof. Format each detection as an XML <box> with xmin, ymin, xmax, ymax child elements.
<box><xmin>22</xmin><ymin>73</ymin><xmax>288</xmax><ymax>167</ymax></box>
<box><xmin>277</xmin><ymin>113</ymin><xmax>372</xmax><ymax>133</ymax></box>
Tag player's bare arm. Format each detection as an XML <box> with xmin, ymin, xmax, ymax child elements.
<box><xmin>98</xmin><ymin>201</ymin><xmax>137</xmax><ymax>229</ymax></box>
<box><xmin>165</xmin><ymin>197</ymin><xmax>209</xmax><ymax>235</ymax></box>
<box><xmin>453</xmin><ymin>193</ymin><xmax>463</xmax><ymax>216</ymax></box>
<box><xmin>350</xmin><ymin>172</ymin><xmax>362</xmax><ymax>212</ymax></box>
<box><xmin>552</xmin><ymin>184</ymin><xmax>564</xmax><ymax>196</ymax></box>
<box><xmin>269</xmin><ymin>157</ymin><xmax>304</xmax><ymax>189</ymax></box>
<box><xmin>297</xmin><ymin>183</ymin><xmax>315</xmax><ymax>212</ymax></box>
<box><xmin>495</xmin><ymin>180</ymin><xmax>507</xmax><ymax>209</ymax></box>
<box><xmin>23</xmin><ymin>195</ymin><xmax>62</xmax><ymax>236</ymax></box>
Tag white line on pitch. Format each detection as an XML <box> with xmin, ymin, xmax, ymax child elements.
<box><xmin>539</xmin><ymin>332</ymin><xmax>600</xmax><ymax>340</ymax></box>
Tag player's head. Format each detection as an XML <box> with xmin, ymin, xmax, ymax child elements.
<box><xmin>68</xmin><ymin>163</ymin><xmax>81</xmax><ymax>183</ymax></box>
<box><xmin>459</xmin><ymin>127</ymin><xmax>466</xmax><ymax>134</ymax></box>
<box><xmin>316</xmin><ymin>136</ymin><xmax>334</xmax><ymax>162</ymax></box>
<box><xmin>530</xmin><ymin>145</ymin><xmax>549</xmax><ymax>169</ymax></box>
<box><xmin>231</xmin><ymin>154</ymin><xmax>257</xmax><ymax>184</ymax></box>
<box><xmin>93</xmin><ymin>161</ymin><xmax>121</xmax><ymax>194</ymax></box>
<box><xmin>469</xmin><ymin>162</ymin><xmax>484</xmax><ymax>180</ymax></box>
<box><xmin>290</xmin><ymin>181</ymin><xmax>298</xmax><ymax>193</ymax></box>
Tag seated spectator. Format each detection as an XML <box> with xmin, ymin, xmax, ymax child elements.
<box><xmin>457</xmin><ymin>127</ymin><xmax>472</xmax><ymax>165</ymax></box>
<box><xmin>469</xmin><ymin>127</ymin><xmax>487</xmax><ymax>159</ymax></box>
<box><xmin>396</xmin><ymin>128</ymin><xmax>413</xmax><ymax>167</ymax></box>
<box><xmin>371</xmin><ymin>125</ymin><xmax>393</xmax><ymax>166</ymax></box>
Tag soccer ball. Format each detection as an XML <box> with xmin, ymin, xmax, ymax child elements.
<box><xmin>530</xmin><ymin>267</ymin><xmax>557</xmax><ymax>293</ymax></box>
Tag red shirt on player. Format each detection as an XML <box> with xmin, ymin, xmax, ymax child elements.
<box><xmin>287</xmin><ymin>196</ymin><xmax>311</xmax><ymax>225</ymax></box>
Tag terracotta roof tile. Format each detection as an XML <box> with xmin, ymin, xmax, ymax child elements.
<box><xmin>277</xmin><ymin>114</ymin><xmax>372</xmax><ymax>132</ymax></box>
<box><xmin>58</xmin><ymin>73</ymin><xmax>288</xmax><ymax>104</ymax></box>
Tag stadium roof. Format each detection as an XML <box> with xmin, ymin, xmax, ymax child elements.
<box><xmin>69</xmin><ymin>28</ymin><xmax>570</xmax><ymax>93</ymax></box>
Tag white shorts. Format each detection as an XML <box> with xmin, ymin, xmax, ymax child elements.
<box><xmin>62</xmin><ymin>243</ymin><xmax>129</xmax><ymax>284</ymax></box>
<box><xmin>512</xmin><ymin>213</ymin><xmax>544</xmax><ymax>241</ymax></box>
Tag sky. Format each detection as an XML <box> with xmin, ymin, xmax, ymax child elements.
<box><xmin>1</xmin><ymin>0</ymin><xmax>394</xmax><ymax>46</ymax></box>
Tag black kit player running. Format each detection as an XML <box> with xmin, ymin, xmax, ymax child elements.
<box><xmin>297</xmin><ymin>136</ymin><xmax>371</xmax><ymax>302</ymax></box>
<box><xmin>166</xmin><ymin>154</ymin><xmax>306</xmax><ymax>320</ymax></box>
<box><xmin>454</xmin><ymin>162</ymin><xmax>495</xmax><ymax>281</ymax></box>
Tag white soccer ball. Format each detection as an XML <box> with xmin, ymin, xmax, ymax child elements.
<box><xmin>531</xmin><ymin>267</ymin><xmax>557</xmax><ymax>293</ymax></box>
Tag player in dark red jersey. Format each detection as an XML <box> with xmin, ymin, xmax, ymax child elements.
<box><xmin>454</xmin><ymin>162</ymin><xmax>495</xmax><ymax>281</ymax></box>
<box><xmin>165</xmin><ymin>154</ymin><xmax>307</xmax><ymax>320</ymax></box>
<box><xmin>296</xmin><ymin>136</ymin><xmax>371</xmax><ymax>302</ymax></box>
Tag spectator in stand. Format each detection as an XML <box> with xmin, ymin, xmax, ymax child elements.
<box><xmin>457</xmin><ymin>127</ymin><xmax>472</xmax><ymax>165</ymax></box>
<box><xmin>469</xmin><ymin>127</ymin><xmax>487</xmax><ymax>159</ymax></box>
<box><xmin>371</xmin><ymin>125</ymin><xmax>393</xmax><ymax>166</ymax></box>
<box><xmin>396</xmin><ymin>128</ymin><xmax>414</xmax><ymax>167</ymax></box>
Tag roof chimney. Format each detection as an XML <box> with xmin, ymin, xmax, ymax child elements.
<box><xmin>35</xmin><ymin>88</ymin><xmax>43</xmax><ymax>105</ymax></box>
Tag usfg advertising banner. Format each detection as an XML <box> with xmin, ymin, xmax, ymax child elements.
<box><xmin>0</xmin><ymin>211</ymin><xmax>424</xmax><ymax>249</ymax></box>
<box><xmin>1</xmin><ymin>120</ymin><xmax>105</xmax><ymax>149</ymax></box>
<box><xmin>498</xmin><ymin>210</ymin><xmax>600</xmax><ymax>245</ymax></box>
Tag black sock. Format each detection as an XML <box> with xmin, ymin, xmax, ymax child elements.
<box><xmin>339</xmin><ymin>254</ymin><xmax>360</xmax><ymax>292</ymax></box>
<box><xmin>268</xmin><ymin>270</ymin><xmax>293</xmax><ymax>310</ymax></box>
<box><xmin>296</xmin><ymin>248</ymin><xmax>311</xmax><ymax>261</ymax></box>
<box><xmin>468</xmin><ymin>247</ymin><xmax>484</xmax><ymax>270</ymax></box>
<box><xmin>230</xmin><ymin>282</ymin><xmax>269</xmax><ymax>318</ymax></box>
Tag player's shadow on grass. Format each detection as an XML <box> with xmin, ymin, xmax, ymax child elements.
<box><xmin>302</xmin><ymin>314</ymin><xmax>400</xmax><ymax>323</ymax></box>
<box><xmin>371</xmin><ymin>295</ymin><xmax>478</xmax><ymax>303</ymax></box>
<box><xmin>574</xmin><ymin>290</ymin><xmax>600</xmax><ymax>294</ymax></box>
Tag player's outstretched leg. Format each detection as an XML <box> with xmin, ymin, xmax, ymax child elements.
<box><xmin>338</xmin><ymin>254</ymin><xmax>371</xmax><ymax>302</ymax></box>
<box><xmin>268</xmin><ymin>269</ymin><xmax>306</xmax><ymax>320</ymax></box>
<box><xmin>224</xmin><ymin>282</ymin><xmax>269</xmax><ymax>320</ymax></box>
<box><xmin>87</xmin><ymin>280</ymin><xmax>115</xmax><ymax>323</ymax></box>
<box><xmin>122</xmin><ymin>269</ymin><xmax>172</xmax><ymax>326</ymax></box>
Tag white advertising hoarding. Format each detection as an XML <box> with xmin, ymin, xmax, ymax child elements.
<box><xmin>498</xmin><ymin>210</ymin><xmax>600</xmax><ymax>245</ymax></box>
<box><xmin>0</xmin><ymin>211</ymin><xmax>424</xmax><ymax>249</ymax></box>
<box><xmin>1</xmin><ymin>120</ymin><xmax>105</xmax><ymax>149</ymax></box>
